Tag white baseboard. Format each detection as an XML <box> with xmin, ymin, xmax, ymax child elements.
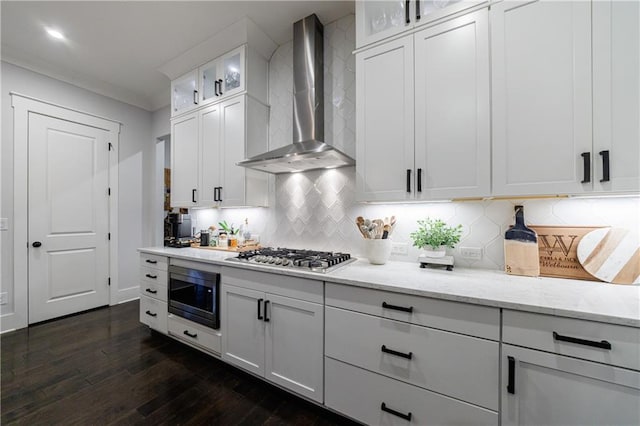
<box><xmin>117</xmin><ymin>286</ymin><xmax>140</xmax><ymax>304</ymax></box>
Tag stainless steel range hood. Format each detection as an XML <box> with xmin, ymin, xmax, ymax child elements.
<box><xmin>237</xmin><ymin>14</ymin><xmax>355</xmax><ymax>174</ymax></box>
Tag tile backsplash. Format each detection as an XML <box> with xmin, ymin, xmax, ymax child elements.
<box><xmin>191</xmin><ymin>14</ymin><xmax>640</xmax><ymax>271</ymax></box>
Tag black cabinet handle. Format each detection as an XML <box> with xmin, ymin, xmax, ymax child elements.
<box><xmin>145</xmin><ymin>259</ymin><xmax>157</xmax><ymax>264</ymax></box>
<box><xmin>214</xmin><ymin>80</ymin><xmax>219</xmax><ymax>96</ymax></box>
<box><xmin>217</xmin><ymin>79</ymin><xmax>224</xmax><ymax>95</ymax></box>
<box><xmin>406</xmin><ymin>169</ymin><xmax>411</xmax><ymax>193</ymax></box>
<box><xmin>32</xmin><ymin>241</ymin><xmax>42</xmax><ymax>248</ymax></box>
<box><xmin>213</xmin><ymin>187</ymin><xmax>218</xmax><ymax>202</ymax></box>
<box><xmin>417</xmin><ymin>168</ymin><xmax>422</xmax><ymax>192</ymax></box>
<box><xmin>405</xmin><ymin>0</ymin><xmax>410</xmax><ymax>24</ymax></box>
<box><xmin>553</xmin><ymin>331</ymin><xmax>612</xmax><ymax>350</ymax></box>
<box><xmin>507</xmin><ymin>356</ymin><xmax>515</xmax><ymax>394</ymax></box>
<box><xmin>145</xmin><ymin>274</ymin><xmax>157</xmax><ymax>279</ymax></box>
<box><xmin>183</xmin><ymin>330</ymin><xmax>197</xmax><ymax>338</ymax></box>
<box><xmin>382</xmin><ymin>301</ymin><xmax>413</xmax><ymax>313</ymax></box>
<box><xmin>257</xmin><ymin>298</ymin><xmax>264</xmax><ymax>320</ymax></box>
<box><xmin>193</xmin><ymin>90</ymin><xmax>198</xmax><ymax>105</ymax></box>
<box><xmin>381</xmin><ymin>345</ymin><xmax>412</xmax><ymax>360</ymax></box>
<box><xmin>416</xmin><ymin>0</ymin><xmax>421</xmax><ymax>21</ymax></box>
<box><xmin>581</xmin><ymin>152</ymin><xmax>591</xmax><ymax>183</ymax></box>
<box><xmin>264</xmin><ymin>300</ymin><xmax>270</xmax><ymax>322</ymax></box>
<box><xmin>599</xmin><ymin>150</ymin><xmax>610</xmax><ymax>182</ymax></box>
<box><xmin>145</xmin><ymin>310</ymin><xmax>157</xmax><ymax>318</ymax></box>
<box><xmin>192</xmin><ymin>189</ymin><xmax>197</xmax><ymax>203</ymax></box>
<box><xmin>217</xmin><ymin>187</ymin><xmax>223</xmax><ymax>202</ymax></box>
<box><xmin>381</xmin><ymin>402</ymin><xmax>412</xmax><ymax>421</ymax></box>
<box><xmin>145</xmin><ymin>288</ymin><xmax>157</xmax><ymax>294</ymax></box>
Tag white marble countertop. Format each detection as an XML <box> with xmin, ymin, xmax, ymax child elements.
<box><xmin>139</xmin><ymin>247</ymin><xmax>640</xmax><ymax>327</ymax></box>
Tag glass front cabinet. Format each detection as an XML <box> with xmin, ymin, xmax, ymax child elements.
<box><xmin>199</xmin><ymin>46</ymin><xmax>245</xmax><ymax>107</ymax></box>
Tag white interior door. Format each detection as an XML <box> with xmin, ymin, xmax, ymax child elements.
<box><xmin>28</xmin><ymin>113</ymin><xmax>110</xmax><ymax>323</ymax></box>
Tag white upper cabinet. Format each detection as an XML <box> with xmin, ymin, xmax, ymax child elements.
<box><xmin>200</xmin><ymin>46</ymin><xmax>246</xmax><ymax>107</ymax></box>
<box><xmin>170</xmin><ymin>112</ymin><xmax>199</xmax><ymax>207</ymax></box>
<box><xmin>414</xmin><ymin>9</ymin><xmax>490</xmax><ymax>199</ymax></box>
<box><xmin>356</xmin><ymin>35</ymin><xmax>415</xmax><ymax>202</ymax></box>
<box><xmin>592</xmin><ymin>0</ymin><xmax>640</xmax><ymax>193</ymax></box>
<box><xmin>356</xmin><ymin>0</ymin><xmax>483</xmax><ymax>49</ymax></box>
<box><xmin>356</xmin><ymin>8</ymin><xmax>491</xmax><ymax>202</ymax></box>
<box><xmin>171</xmin><ymin>70</ymin><xmax>199</xmax><ymax>116</ymax></box>
<box><xmin>491</xmin><ymin>0</ymin><xmax>592</xmax><ymax>196</ymax></box>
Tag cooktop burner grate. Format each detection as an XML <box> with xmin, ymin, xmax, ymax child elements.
<box><xmin>229</xmin><ymin>247</ymin><xmax>356</xmax><ymax>273</ymax></box>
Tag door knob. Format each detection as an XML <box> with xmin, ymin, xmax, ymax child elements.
<box><xmin>32</xmin><ymin>241</ymin><xmax>42</xmax><ymax>248</ymax></box>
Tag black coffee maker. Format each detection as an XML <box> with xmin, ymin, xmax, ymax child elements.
<box><xmin>168</xmin><ymin>213</ymin><xmax>192</xmax><ymax>240</ymax></box>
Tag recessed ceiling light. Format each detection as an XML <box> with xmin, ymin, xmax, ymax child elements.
<box><xmin>45</xmin><ymin>28</ymin><xmax>65</xmax><ymax>40</ymax></box>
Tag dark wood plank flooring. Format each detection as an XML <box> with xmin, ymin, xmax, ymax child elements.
<box><xmin>1</xmin><ymin>300</ymin><xmax>359</xmax><ymax>425</ymax></box>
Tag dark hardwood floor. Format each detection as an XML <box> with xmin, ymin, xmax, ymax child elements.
<box><xmin>1</xmin><ymin>300</ymin><xmax>359</xmax><ymax>425</ymax></box>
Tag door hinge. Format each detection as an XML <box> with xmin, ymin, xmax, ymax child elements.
<box><xmin>108</xmin><ymin>142</ymin><xmax>113</xmax><ymax>151</ymax></box>
<box><xmin>108</xmin><ymin>277</ymin><xmax>111</xmax><ymax>286</ymax></box>
<box><xmin>108</xmin><ymin>233</ymin><xmax>111</xmax><ymax>240</ymax></box>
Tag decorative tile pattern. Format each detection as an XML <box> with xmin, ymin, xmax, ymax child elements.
<box><xmin>190</xmin><ymin>14</ymin><xmax>640</xmax><ymax>271</ymax></box>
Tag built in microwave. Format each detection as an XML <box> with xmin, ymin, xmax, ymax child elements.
<box><xmin>168</xmin><ymin>263</ymin><xmax>220</xmax><ymax>329</ymax></box>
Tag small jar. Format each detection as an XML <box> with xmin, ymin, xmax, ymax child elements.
<box><xmin>229</xmin><ymin>236</ymin><xmax>238</xmax><ymax>248</ymax></box>
<box><xmin>218</xmin><ymin>232</ymin><xmax>228</xmax><ymax>248</ymax></box>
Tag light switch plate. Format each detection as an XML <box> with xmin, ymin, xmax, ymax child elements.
<box><xmin>460</xmin><ymin>247</ymin><xmax>483</xmax><ymax>260</ymax></box>
<box><xmin>0</xmin><ymin>218</ymin><xmax>7</xmax><ymax>231</ymax></box>
<box><xmin>391</xmin><ymin>242</ymin><xmax>409</xmax><ymax>255</ymax></box>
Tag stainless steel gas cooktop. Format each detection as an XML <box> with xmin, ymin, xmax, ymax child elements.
<box><xmin>227</xmin><ymin>247</ymin><xmax>356</xmax><ymax>273</ymax></box>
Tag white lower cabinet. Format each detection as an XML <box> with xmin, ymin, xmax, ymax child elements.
<box><xmin>221</xmin><ymin>269</ymin><xmax>324</xmax><ymax>403</ymax></box>
<box><xmin>326</xmin><ymin>357</ymin><xmax>498</xmax><ymax>426</ymax></box>
<box><xmin>167</xmin><ymin>314</ymin><xmax>221</xmax><ymax>355</ymax></box>
<box><xmin>502</xmin><ymin>344</ymin><xmax>640</xmax><ymax>426</ymax></box>
<box><xmin>139</xmin><ymin>295</ymin><xmax>167</xmax><ymax>334</ymax></box>
<box><xmin>138</xmin><ymin>254</ymin><xmax>168</xmax><ymax>334</ymax></box>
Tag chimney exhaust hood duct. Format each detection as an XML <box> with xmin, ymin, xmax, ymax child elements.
<box><xmin>237</xmin><ymin>14</ymin><xmax>355</xmax><ymax>174</ymax></box>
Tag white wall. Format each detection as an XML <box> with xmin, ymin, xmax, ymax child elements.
<box><xmin>1</xmin><ymin>61</ymin><xmax>156</xmax><ymax>330</ymax></box>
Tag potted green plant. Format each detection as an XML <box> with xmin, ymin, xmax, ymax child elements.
<box><xmin>410</xmin><ymin>218</ymin><xmax>463</xmax><ymax>258</ymax></box>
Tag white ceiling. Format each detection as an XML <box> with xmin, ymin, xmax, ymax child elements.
<box><xmin>1</xmin><ymin>1</ymin><xmax>354</xmax><ymax>111</ymax></box>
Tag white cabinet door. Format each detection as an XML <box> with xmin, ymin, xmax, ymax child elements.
<box><xmin>502</xmin><ymin>344</ymin><xmax>640</xmax><ymax>426</ymax></box>
<box><xmin>491</xmin><ymin>1</ymin><xmax>592</xmax><ymax>196</ymax></box>
<box><xmin>356</xmin><ymin>35</ymin><xmax>415</xmax><ymax>202</ymax></box>
<box><xmin>220</xmin><ymin>46</ymin><xmax>245</xmax><ymax>100</ymax></box>
<box><xmin>592</xmin><ymin>0</ymin><xmax>640</xmax><ymax>193</ymax></box>
<box><xmin>170</xmin><ymin>112</ymin><xmax>199</xmax><ymax>207</ymax></box>
<box><xmin>199</xmin><ymin>58</ymin><xmax>222</xmax><ymax>106</ymax></box>
<box><xmin>221</xmin><ymin>284</ymin><xmax>265</xmax><ymax>376</ymax></box>
<box><xmin>414</xmin><ymin>9</ymin><xmax>490</xmax><ymax>199</ymax></box>
<box><xmin>356</xmin><ymin>0</ymin><xmax>414</xmax><ymax>49</ymax></box>
<box><xmin>171</xmin><ymin>70</ymin><xmax>199</xmax><ymax>117</ymax></box>
<box><xmin>220</xmin><ymin>96</ymin><xmax>246</xmax><ymax>207</ymax></box>
<box><xmin>199</xmin><ymin>104</ymin><xmax>221</xmax><ymax>207</ymax></box>
<box><xmin>265</xmin><ymin>294</ymin><xmax>324</xmax><ymax>403</ymax></box>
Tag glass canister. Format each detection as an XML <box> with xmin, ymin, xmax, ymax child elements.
<box><xmin>200</xmin><ymin>230</ymin><xmax>210</xmax><ymax>247</ymax></box>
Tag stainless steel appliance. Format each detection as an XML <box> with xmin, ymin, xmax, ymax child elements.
<box><xmin>169</xmin><ymin>265</ymin><xmax>220</xmax><ymax>329</ymax></box>
<box><xmin>228</xmin><ymin>248</ymin><xmax>356</xmax><ymax>273</ymax></box>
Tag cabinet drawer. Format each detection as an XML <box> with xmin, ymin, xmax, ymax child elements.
<box><xmin>221</xmin><ymin>267</ymin><xmax>322</xmax><ymax>304</ymax></box>
<box><xmin>326</xmin><ymin>282</ymin><xmax>499</xmax><ymax>340</ymax></box>
<box><xmin>140</xmin><ymin>253</ymin><xmax>168</xmax><ymax>271</ymax></box>
<box><xmin>140</xmin><ymin>295</ymin><xmax>168</xmax><ymax>334</ymax></box>
<box><xmin>325</xmin><ymin>357</ymin><xmax>498</xmax><ymax>426</ymax></box>
<box><xmin>140</xmin><ymin>265</ymin><xmax>167</xmax><ymax>285</ymax></box>
<box><xmin>139</xmin><ymin>277</ymin><xmax>167</xmax><ymax>302</ymax></box>
<box><xmin>503</xmin><ymin>310</ymin><xmax>640</xmax><ymax>371</ymax></box>
<box><xmin>326</xmin><ymin>306</ymin><xmax>499</xmax><ymax>410</ymax></box>
<box><xmin>168</xmin><ymin>314</ymin><xmax>221</xmax><ymax>355</ymax></box>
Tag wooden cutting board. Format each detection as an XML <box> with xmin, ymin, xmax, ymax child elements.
<box><xmin>530</xmin><ymin>226</ymin><xmax>604</xmax><ymax>281</ymax></box>
<box><xmin>577</xmin><ymin>228</ymin><xmax>640</xmax><ymax>285</ymax></box>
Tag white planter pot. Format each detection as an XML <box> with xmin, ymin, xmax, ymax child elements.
<box><xmin>422</xmin><ymin>246</ymin><xmax>447</xmax><ymax>258</ymax></box>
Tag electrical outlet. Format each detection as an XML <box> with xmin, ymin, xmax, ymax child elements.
<box><xmin>460</xmin><ymin>247</ymin><xmax>483</xmax><ymax>260</ymax></box>
<box><xmin>391</xmin><ymin>243</ymin><xmax>409</xmax><ymax>256</ymax></box>
<box><xmin>0</xmin><ymin>293</ymin><xmax>7</xmax><ymax>305</ymax></box>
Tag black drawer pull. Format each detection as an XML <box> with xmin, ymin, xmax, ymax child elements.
<box><xmin>183</xmin><ymin>330</ymin><xmax>197</xmax><ymax>339</ymax></box>
<box><xmin>581</xmin><ymin>152</ymin><xmax>591</xmax><ymax>183</ymax></box>
<box><xmin>553</xmin><ymin>331</ymin><xmax>612</xmax><ymax>350</ymax></box>
<box><xmin>382</xmin><ymin>302</ymin><xmax>413</xmax><ymax>313</ymax></box>
<box><xmin>406</xmin><ymin>169</ymin><xmax>411</xmax><ymax>193</ymax></box>
<box><xmin>145</xmin><ymin>310</ymin><xmax>157</xmax><ymax>318</ymax></box>
<box><xmin>599</xmin><ymin>150</ymin><xmax>610</xmax><ymax>182</ymax></box>
<box><xmin>145</xmin><ymin>259</ymin><xmax>157</xmax><ymax>264</ymax></box>
<box><xmin>257</xmin><ymin>298</ymin><xmax>264</xmax><ymax>320</ymax></box>
<box><xmin>381</xmin><ymin>402</ymin><xmax>412</xmax><ymax>421</ymax></box>
<box><xmin>145</xmin><ymin>274</ymin><xmax>157</xmax><ymax>279</ymax></box>
<box><xmin>381</xmin><ymin>345</ymin><xmax>412</xmax><ymax>360</ymax></box>
<box><xmin>507</xmin><ymin>356</ymin><xmax>515</xmax><ymax>394</ymax></box>
<box><xmin>145</xmin><ymin>288</ymin><xmax>157</xmax><ymax>294</ymax></box>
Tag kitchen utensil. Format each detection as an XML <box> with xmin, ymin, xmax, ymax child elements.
<box><xmin>577</xmin><ymin>227</ymin><xmax>640</xmax><ymax>284</ymax></box>
<box><xmin>382</xmin><ymin>224</ymin><xmax>391</xmax><ymax>239</ymax></box>
<box><xmin>356</xmin><ymin>217</ymin><xmax>368</xmax><ymax>238</ymax></box>
<box><xmin>530</xmin><ymin>226</ymin><xmax>603</xmax><ymax>281</ymax></box>
<box><xmin>504</xmin><ymin>206</ymin><xmax>540</xmax><ymax>277</ymax></box>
